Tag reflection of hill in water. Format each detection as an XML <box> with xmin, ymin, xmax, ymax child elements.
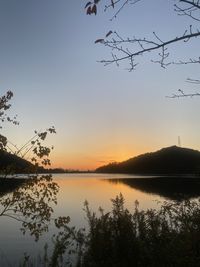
<box><xmin>106</xmin><ymin>177</ymin><xmax>200</xmax><ymax>201</ymax></box>
<box><xmin>0</xmin><ymin>178</ymin><xmax>26</xmax><ymax>196</ymax></box>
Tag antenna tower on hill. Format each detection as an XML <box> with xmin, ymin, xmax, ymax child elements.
<box><xmin>178</xmin><ymin>136</ymin><xmax>181</xmax><ymax>147</ymax></box>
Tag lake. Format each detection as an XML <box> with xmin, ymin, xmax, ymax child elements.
<box><xmin>0</xmin><ymin>173</ymin><xmax>200</xmax><ymax>266</ymax></box>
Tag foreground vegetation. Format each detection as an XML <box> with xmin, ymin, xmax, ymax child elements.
<box><xmin>2</xmin><ymin>91</ymin><xmax>200</xmax><ymax>266</ymax></box>
<box><xmin>20</xmin><ymin>194</ymin><xmax>200</xmax><ymax>267</ymax></box>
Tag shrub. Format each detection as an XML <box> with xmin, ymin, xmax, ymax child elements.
<box><xmin>45</xmin><ymin>194</ymin><xmax>200</xmax><ymax>267</ymax></box>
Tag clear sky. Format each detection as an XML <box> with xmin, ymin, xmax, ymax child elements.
<box><xmin>1</xmin><ymin>0</ymin><xmax>200</xmax><ymax>170</ymax></box>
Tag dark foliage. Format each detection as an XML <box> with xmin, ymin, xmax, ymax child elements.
<box><xmin>0</xmin><ymin>150</ymin><xmax>34</xmax><ymax>175</ymax></box>
<box><xmin>0</xmin><ymin>178</ymin><xmax>26</xmax><ymax>196</ymax></box>
<box><xmin>33</xmin><ymin>195</ymin><xmax>200</xmax><ymax>267</ymax></box>
<box><xmin>80</xmin><ymin>195</ymin><xmax>200</xmax><ymax>267</ymax></box>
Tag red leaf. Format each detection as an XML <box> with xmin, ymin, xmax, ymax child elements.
<box><xmin>85</xmin><ymin>2</ymin><xmax>91</xmax><ymax>9</ymax></box>
<box><xmin>106</xmin><ymin>30</ymin><xmax>113</xmax><ymax>38</ymax></box>
<box><xmin>95</xmin><ymin>38</ymin><xmax>104</xmax><ymax>44</ymax></box>
<box><xmin>91</xmin><ymin>4</ymin><xmax>97</xmax><ymax>15</ymax></box>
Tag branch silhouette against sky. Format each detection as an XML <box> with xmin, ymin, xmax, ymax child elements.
<box><xmin>85</xmin><ymin>0</ymin><xmax>200</xmax><ymax>97</ymax></box>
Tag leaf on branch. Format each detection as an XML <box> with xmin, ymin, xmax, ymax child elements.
<box><xmin>111</xmin><ymin>0</ymin><xmax>114</xmax><ymax>8</ymax></box>
<box><xmin>105</xmin><ymin>30</ymin><xmax>113</xmax><ymax>38</ymax></box>
<box><xmin>91</xmin><ymin>4</ymin><xmax>97</xmax><ymax>15</ymax></box>
<box><xmin>86</xmin><ymin>6</ymin><xmax>92</xmax><ymax>15</ymax></box>
<box><xmin>95</xmin><ymin>38</ymin><xmax>104</xmax><ymax>43</ymax></box>
<box><xmin>86</xmin><ymin>4</ymin><xmax>97</xmax><ymax>15</ymax></box>
<box><xmin>85</xmin><ymin>2</ymin><xmax>92</xmax><ymax>9</ymax></box>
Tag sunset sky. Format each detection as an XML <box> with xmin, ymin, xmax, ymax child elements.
<box><xmin>1</xmin><ymin>0</ymin><xmax>200</xmax><ymax>170</ymax></box>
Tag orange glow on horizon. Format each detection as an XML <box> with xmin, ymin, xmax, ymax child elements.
<box><xmin>49</xmin><ymin>148</ymin><xmax>149</xmax><ymax>171</ymax></box>
<box><xmin>52</xmin><ymin>177</ymin><xmax>162</xmax><ymax>214</ymax></box>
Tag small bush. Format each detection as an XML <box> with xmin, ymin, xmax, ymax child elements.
<box><xmin>80</xmin><ymin>194</ymin><xmax>200</xmax><ymax>267</ymax></box>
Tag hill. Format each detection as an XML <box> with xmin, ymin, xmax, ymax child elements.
<box><xmin>96</xmin><ymin>146</ymin><xmax>200</xmax><ymax>175</ymax></box>
<box><xmin>0</xmin><ymin>150</ymin><xmax>34</xmax><ymax>175</ymax></box>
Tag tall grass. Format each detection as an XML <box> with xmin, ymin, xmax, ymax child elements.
<box><xmin>22</xmin><ymin>194</ymin><xmax>200</xmax><ymax>266</ymax></box>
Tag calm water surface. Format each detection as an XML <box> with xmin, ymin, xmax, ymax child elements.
<box><xmin>0</xmin><ymin>173</ymin><xmax>196</xmax><ymax>266</ymax></box>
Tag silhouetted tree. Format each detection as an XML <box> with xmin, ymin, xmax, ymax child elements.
<box><xmin>0</xmin><ymin>91</ymin><xmax>56</xmax><ymax>173</ymax></box>
<box><xmin>0</xmin><ymin>91</ymin><xmax>59</xmax><ymax>241</ymax></box>
<box><xmin>85</xmin><ymin>0</ymin><xmax>200</xmax><ymax>97</ymax></box>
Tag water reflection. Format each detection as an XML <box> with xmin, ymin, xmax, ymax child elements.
<box><xmin>0</xmin><ymin>178</ymin><xmax>25</xmax><ymax>196</ymax></box>
<box><xmin>106</xmin><ymin>177</ymin><xmax>200</xmax><ymax>200</ymax></box>
<box><xmin>1</xmin><ymin>174</ymin><xmax>200</xmax><ymax>265</ymax></box>
<box><xmin>0</xmin><ymin>175</ymin><xmax>59</xmax><ymax>241</ymax></box>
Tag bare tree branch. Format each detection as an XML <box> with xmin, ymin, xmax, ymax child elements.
<box><xmin>86</xmin><ymin>0</ymin><xmax>200</xmax><ymax>97</ymax></box>
<box><xmin>97</xmin><ymin>29</ymin><xmax>200</xmax><ymax>70</ymax></box>
<box><xmin>105</xmin><ymin>0</ymin><xmax>142</xmax><ymax>21</ymax></box>
<box><xmin>179</xmin><ymin>0</ymin><xmax>200</xmax><ymax>10</ymax></box>
<box><xmin>166</xmin><ymin>90</ymin><xmax>200</xmax><ymax>98</ymax></box>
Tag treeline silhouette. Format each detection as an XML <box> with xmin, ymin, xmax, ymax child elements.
<box><xmin>0</xmin><ymin>150</ymin><xmax>33</xmax><ymax>175</ymax></box>
<box><xmin>96</xmin><ymin>146</ymin><xmax>200</xmax><ymax>175</ymax></box>
<box><xmin>0</xmin><ymin>150</ymin><xmax>87</xmax><ymax>175</ymax></box>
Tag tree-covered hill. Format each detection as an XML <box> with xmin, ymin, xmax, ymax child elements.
<box><xmin>96</xmin><ymin>146</ymin><xmax>200</xmax><ymax>175</ymax></box>
<box><xmin>0</xmin><ymin>150</ymin><xmax>34</xmax><ymax>174</ymax></box>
